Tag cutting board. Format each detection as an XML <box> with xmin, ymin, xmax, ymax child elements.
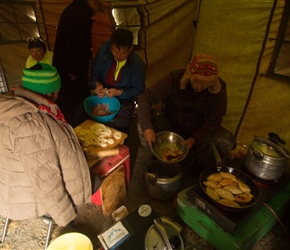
<box><xmin>75</xmin><ymin>120</ymin><xmax>127</xmax><ymax>168</ymax></box>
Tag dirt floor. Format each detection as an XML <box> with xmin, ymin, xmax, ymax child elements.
<box><xmin>1</xmin><ymin>117</ymin><xmax>290</xmax><ymax>250</ymax></box>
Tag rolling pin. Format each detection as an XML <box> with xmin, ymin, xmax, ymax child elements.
<box><xmin>85</xmin><ymin>147</ymin><xmax>120</xmax><ymax>159</ymax></box>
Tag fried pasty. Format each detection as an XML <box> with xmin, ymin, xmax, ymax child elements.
<box><xmin>203</xmin><ymin>181</ymin><xmax>222</xmax><ymax>189</ymax></box>
<box><xmin>205</xmin><ymin>187</ymin><xmax>220</xmax><ymax>201</ymax></box>
<box><xmin>223</xmin><ymin>185</ymin><xmax>243</xmax><ymax>195</ymax></box>
<box><xmin>218</xmin><ymin>199</ymin><xmax>241</xmax><ymax>208</ymax></box>
<box><xmin>219</xmin><ymin>178</ymin><xmax>238</xmax><ymax>187</ymax></box>
<box><xmin>215</xmin><ymin>188</ymin><xmax>235</xmax><ymax>201</ymax></box>
<box><xmin>237</xmin><ymin>181</ymin><xmax>251</xmax><ymax>193</ymax></box>
<box><xmin>219</xmin><ymin>172</ymin><xmax>237</xmax><ymax>181</ymax></box>
<box><xmin>235</xmin><ymin>193</ymin><xmax>254</xmax><ymax>203</ymax></box>
<box><xmin>207</xmin><ymin>173</ymin><xmax>223</xmax><ymax>182</ymax></box>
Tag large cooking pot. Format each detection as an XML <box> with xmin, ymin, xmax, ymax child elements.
<box><xmin>199</xmin><ymin>133</ymin><xmax>260</xmax><ymax>212</ymax></box>
<box><xmin>145</xmin><ymin>160</ymin><xmax>182</xmax><ymax>200</ymax></box>
<box><xmin>245</xmin><ymin>135</ymin><xmax>290</xmax><ymax>181</ymax></box>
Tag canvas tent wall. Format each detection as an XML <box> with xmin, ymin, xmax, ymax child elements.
<box><xmin>0</xmin><ymin>0</ymin><xmax>289</xmax><ymax>154</ymax></box>
<box><xmin>194</xmin><ymin>0</ymin><xmax>290</xmax><ymax>150</ymax></box>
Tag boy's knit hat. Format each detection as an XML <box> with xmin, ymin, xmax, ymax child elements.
<box><xmin>22</xmin><ymin>63</ymin><xmax>61</xmax><ymax>94</ymax></box>
<box><xmin>189</xmin><ymin>54</ymin><xmax>221</xmax><ymax>94</ymax></box>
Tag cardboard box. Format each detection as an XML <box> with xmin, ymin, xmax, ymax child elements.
<box><xmin>91</xmin><ymin>145</ymin><xmax>130</xmax><ymax>207</ymax></box>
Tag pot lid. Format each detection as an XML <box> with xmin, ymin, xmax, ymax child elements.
<box><xmin>144</xmin><ymin>221</ymin><xmax>184</xmax><ymax>250</ymax></box>
<box><xmin>252</xmin><ymin>136</ymin><xmax>290</xmax><ymax>159</ymax></box>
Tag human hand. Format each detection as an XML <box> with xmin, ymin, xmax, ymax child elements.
<box><xmin>94</xmin><ymin>82</ymin><xmax>106</xmax><ymax>97</ymax></box>
<box><xmin>182</xmin><ymin>137</ymin><xmax>196</xmax><ymax>150</ymax></box>
<box><xmin>144</xmin><ymin>128</ymin><xmax>155</xmax><ymax>146</ymax></box>
<box><xmin>104</xmin><ymin>88</ymin><xmax>122</xmax><ymax>98</ymax></box>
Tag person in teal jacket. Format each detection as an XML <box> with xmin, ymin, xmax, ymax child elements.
<box><xmin>91</xmin><ymin>28</ymin><xmax>146</xmax><ymax>132</ymax></box>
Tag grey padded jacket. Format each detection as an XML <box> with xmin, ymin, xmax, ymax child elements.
<box><xmin>0</xmin><ymin>87</ymin><xmax>92</xmax><ymax>226</ymax></box>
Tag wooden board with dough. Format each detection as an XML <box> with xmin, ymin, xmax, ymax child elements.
<box><xmin>74</xmin><ymin>120</ymin><xmax>127</xmax><ymax>168</ymax></box>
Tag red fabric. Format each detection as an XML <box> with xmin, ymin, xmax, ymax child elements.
<box><xmin>38</xmin><ymin>105</ymin><xmax>67</xmax><ymax>123</ymax></box>
<box><xmin>105</xmin><ymin>61</ymin><xmax>123</xmax><ymax>87</ymax></box>
<box><xmin>90</xmin><ymin>145</ymin><xmax>130</xmax><ymax>206</ymax></box>
<box><xmin>190</xmin><ymin>55</ymin><xmax>218</xmax><ymax>76</ymax></box>
<box><xmin>91</xmin><ymin>188</ymin><xmax>102</xmax><ymax>205</ymax></box>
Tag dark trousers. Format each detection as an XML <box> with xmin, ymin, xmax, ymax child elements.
<box><xmin>56</xmin><ymin>74</ymin><xmax>90</xmax><ymax>126</ymax></box>
<box><xmin>112</xmin><ymin>99</ymin><xmax>135</xmax><ymax>133</ymax></box>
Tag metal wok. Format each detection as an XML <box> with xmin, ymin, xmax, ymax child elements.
<box><xmin>199</xmin><ymin>133</ymin><xmax>260</xmax><ymax>212</ymax></box>
<box><xmin>199</xmin><ymin>166</ymin><xmax>260</xmax><ymax>212</ymax></box>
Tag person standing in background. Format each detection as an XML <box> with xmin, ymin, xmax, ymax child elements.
<box><xmin>26</xmin><ymin>37</ymin><xmax>53</xmax><ymax>68</ymax></box>
<box><xmin>53</xmin><ymin>0</ymin><xmax>102</xmax><ymax>126</ymax></box>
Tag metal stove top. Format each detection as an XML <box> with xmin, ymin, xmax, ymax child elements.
<box><xmin>187</xmin><ymin>166</ymin><xmax>290</xmax><ymax>233</ymax></box>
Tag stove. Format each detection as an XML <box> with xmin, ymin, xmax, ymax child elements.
<box><xmin>186</xmin><ymin>166</ymin><xmax>290</xmax><ymax>233</ymax></box>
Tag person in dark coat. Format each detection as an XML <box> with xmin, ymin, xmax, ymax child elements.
<box><xmin>138</xmin><ymin>54</ymin><xmax>235</xmax><ymax>173</ymax></box>
<box><xmin>53</xmin><ymin>0</ymin><xmax>102</xmax><ymax>126</ymax></box>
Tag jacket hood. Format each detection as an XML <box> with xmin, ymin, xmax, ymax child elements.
<box><xmin>0</xmin><ymin>86</ymin><xmax>62</xmax><ymax>123</ymax></box>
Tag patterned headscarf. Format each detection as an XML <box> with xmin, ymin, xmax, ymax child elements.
<box><xmin>189</xmin><ymin>54</ymin><xmax>221</xmax><ymax>94</ymax></box>
<box><xmin>190</xmin><ymin>54</ymin><xmax>218</xmax><ymax>76</ymax></box>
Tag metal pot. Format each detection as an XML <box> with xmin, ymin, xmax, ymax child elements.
<box><xmin>145</xmin><ymin>160</ymin><xmax>182</xmax><ymax>200</ymax></box>
<box><xmin>245</xmin><ymin>135</ymin><xmax>290</xmax><ymax>181</ymax></box>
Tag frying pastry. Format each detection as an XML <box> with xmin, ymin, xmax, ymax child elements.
<box><xmin>219</xmin><ymin>172</ymin><xmax>237</xmax><ymax>181</ymax></box>
<box><xmin>203</xmin><ymin>181</ymin><xmax>222</xmax><ymax>189</ymax></box>
<box><xmin>162</xmin><ymin>148</ymin><xmax>185</xmax><ymax>162</ymax></box>
<box><xmin>223</xmin><ymin>185</ymin><xmax>243</xmax><ymax>195</ymax></box>
<box><xmin>204</xmin><ymin>171</ymin><xmax>255</xmax><ymax>208</ymax></box>
<box><xmin>215</xmin><ymin>188</ymin><xmax>235</xmax><ymax>201</ymax></box>
<box><xmin>237</xmin><ymin>181</ymin><xmax>251</xmax><ymax>193</ymax></box>
<box><xmin>205</xmin><ymin>187</ymin><xmax>220</xmax><ymax>201</ymax></box>
<box><xmin>218</xmin><ymin>199</ymin><xmax>241</xmax><ymax>208</ymax></box>
<box><xmin>219</xmin><ymin>178</ymin><xmax>237</xmax><ymax>187</ymax></box>
<box><xmin>207</xmin><ymin>173</ymin><xmax>223</xmax><ymax>182</ymax></box>
<box><xmin>235</xmin><ymin>193</ymin><xmax>254</xmax><ymax>203</ymax></box>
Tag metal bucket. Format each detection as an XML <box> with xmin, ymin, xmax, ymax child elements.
<box><xmin>145</xmin><ymin>160</ymin><xmax>182</xmax><ymax>200</ymax></box>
